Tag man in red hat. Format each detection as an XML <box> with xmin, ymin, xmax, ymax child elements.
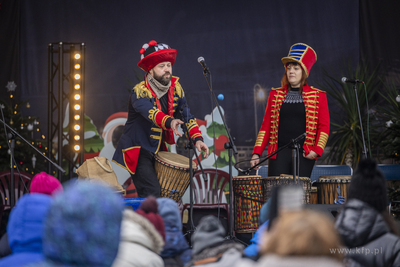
<box><xmin>113</xmin><ymin>40</ymin><xmax>209</xmax><ymax>198</ymax></box>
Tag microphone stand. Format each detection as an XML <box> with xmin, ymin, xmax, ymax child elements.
<box><xmin>179</xmin><ymin>108</ymin><xmax>206</xmax><ymax>247</ymax></box>
<box><xmin>0</xmin><ymin>118</ymin><xmax>65</xmax><ymax>208</ymax></box>
<box><xmin>242</xmin><ymin>133</ymin><xmax>306</xmax><ymax>176</ymax></box>
<box><xmin>353</xmin><ymin>83</ymin><xmax>368</xmax><ymax>159</ymax></box>
<box><xmin>200</xmin><ymin>67</ymin><xmax>243</xmax><ymax>244</ymax></box>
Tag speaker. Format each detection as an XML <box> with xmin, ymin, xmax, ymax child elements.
<box><xmin>182</xmin><ymin>205</ymin><xmax>229</xmax><ymax>241</ymax></box>
<box><xmin>304</xmin><ymin>204</ymin><xmax>343</xmax><ymax>220</ymax></box>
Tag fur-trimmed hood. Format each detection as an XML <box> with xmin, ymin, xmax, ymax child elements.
<box><xmin>120</xmin><ymin>208</ymin><xmax>165</xmax><ymax>254</ymax></box>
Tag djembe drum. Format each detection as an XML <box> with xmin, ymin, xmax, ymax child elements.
<box><xmin>154</xmin><ymin>151</ymin><xmax>197</xmax><ymax>202</ymax></box>
<box><xmin>232</xmin><ymin>175</ymin><xmax>266</xmax><ymax>233</ymax></box>
<box><xmin>264</xmin><ymin>176</ymin><xmax>312</xmax><ymax>204</ymax></box>
<box><xmin>316</xmin><ymin>175</ymin><xmax>351</xmax><ymax>204</ymax></box>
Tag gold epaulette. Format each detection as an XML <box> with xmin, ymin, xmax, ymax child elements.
<box><xmin>174</xmin><ymin>78</ymin><xmax>184</xmax><ymax>98</ymax></box>
<box><xmin>133</xmin><ymin>81</ymin><xmax>153</xmax><ymax>99</ymax></box>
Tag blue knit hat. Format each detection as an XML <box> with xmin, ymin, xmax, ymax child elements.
<box><xmin>42</xmin><ymin>179</ymin><xmax>124</xmax><ymax>266</ymax></box>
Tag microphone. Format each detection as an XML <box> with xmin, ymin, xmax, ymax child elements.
<box><xmin>197</xmin><ymin>57</ymin><xmax>210</xmax><ymax>73</ymax></box>
<box><xmin>341</xmin><ymin>77</ymin><xmax>364</xmax><ymax>84</ymax></box>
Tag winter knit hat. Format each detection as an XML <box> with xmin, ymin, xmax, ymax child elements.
<box><xmin>42</xmin><ymin>179</ymin><xmax>124</xmax><ymax>266</ymax></box>
<box><xmin>191</xmin><ymin>215</ymin><xmax>225</xmax><ymax>255</ymax></box>
<box><xmin>136</xmin><ymin>196</ymin><xmax>166</xmax><ymax>241</ymax></box>
<box><xmin>137</xmin><ymin>40</ymin><xmax>177</xmax><ymax>72</ymax></box>
<box><xmin>348</xmin><ymin>158</ymin><xmax>388</xmax><ymax>212</ymax></box>
<box><xmin>30</xmin><ymin>172</ymin><xmax>63</xmax><ymax>196</ymax></box>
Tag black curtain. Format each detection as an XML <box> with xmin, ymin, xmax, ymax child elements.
<box><xmin>0</xmin><ymin>0</ymin><xmax>20</xmax><ymax>103</ymax></box>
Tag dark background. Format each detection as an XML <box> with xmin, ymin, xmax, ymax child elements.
<box><xmin>1</xmin><ymin>0</ymin><xmax>399</xmax><ymax>147</ymax></box>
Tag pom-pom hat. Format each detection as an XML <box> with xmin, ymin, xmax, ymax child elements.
<box><xmin>137</xmin><ymin>40</ymin><xmax>177</xmax><ymax>73</ymax></box>
<box><xmin>281</xmin><ymin>43</ymin><xmax>317</xmax><ymax>77</ymax></box>
<box><xmin>30</xmin><ymin>172</ymin><xmax>63</xmax><ymax>196</ymax></box>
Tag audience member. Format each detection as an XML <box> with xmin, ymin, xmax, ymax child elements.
<box><xmin>335</xmin><ymin>158</ymin><xmax>400</xmax><ymax>267</ymax></box>
<box><xmin>185</xmin><ymin>215</ymin><xmax>244</xmax><ymax>267</ymax></box>
<box><xmin>237</xmin><ymin>210</ymin><xmax>344</xmax><ymax>267</ymax></box>
<box><xmin>157</xmin><ymin>197</ymin><xmax>191</xmax><ymax>266</ymax></box>
<box><xmin>112</xmin><ymin>196</ymin><xmax>165</xmax><ymax>267</ymax></box>
<box><xmin>243</xmin><ymin>198</ymin><xmax>271</xmax><ymax>260</ymax></box>
<box><xmin>0</xmin><ymin>172</ymin><xmax>63</xmax><ymax>260</ymax></box>
<box><xmin>0</xmin><ymin>194</ymin><xmax>53</xmax><ymax>266</ymax></box>
<box><xmin>30</xmin><ymin>179</ymin><xmax>124</xmax><ymax>267</ymax></box>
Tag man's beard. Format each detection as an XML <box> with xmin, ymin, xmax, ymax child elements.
<box><xmin>153</xmin><ymin>72</ymin><xmax>171</xmax><ymax>86</ymax></box>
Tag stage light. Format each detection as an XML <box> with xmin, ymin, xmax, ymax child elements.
<box><xmin>74</xmin><ymin>53</ymin><xmax>81</xmax><ymax>59</ymax></box>
<box><xmin>74</xmin><ymin>114</ymin><xmax>80</xmax><ymax>120</ymax></box>
<box><xmin>74</xmin><ymin>74</ymin><xmax>81</xmax><ymax>80</ymax></box>
<box><xmin>74</xmin><ymin>64</ymin><xmax>80</xmax><ymax>69</ymax></box>
<box><xmin>74</xmin><ymin>104</ymin><xmax>80</xmax><ymax>110</ymax></box>
<box><xmin>74</xmin><ymin>135</ymin><xmax>80</xmax><ymax>140</ymax></box>
<box><xmin>74</xmin><ymin>84</ymin><xmax>80</xmax><ymax>89</ymax></box>
<box><xmin>74</xmin><ymin>94</ymin><xmax>81</xmax><ymax>100</ymax></box>
<box><xmin>74</xmin><ymin>124</ymin><xmax>80</xmax><ymax>131</ymax></box>
<box><xmin>74</xmin><ymin>145</ymin><xmax>80</xmax><ymax>151</ymax></box>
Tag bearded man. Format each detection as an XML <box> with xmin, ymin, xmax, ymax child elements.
<box><xmin>113</xmin><ymin>40</ymin><xmax>209</xmax><ymax>197</ymax></box>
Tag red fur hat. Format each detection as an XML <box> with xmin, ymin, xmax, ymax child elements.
<box><xmin>281</xmin><ymin>43</ymin><xmax>317</xmax><ymax>77</ymax></box>
<box><xmin>137</xmin><ymin>40</ymin><xmax>177</xmax><ymax>73</ymax></box>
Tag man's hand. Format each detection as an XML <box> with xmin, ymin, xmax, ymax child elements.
<box><xmin>250</xmin><ymin>154</ymin><xmax>260</xmax><ymax>169</ymax></box>
<box><xmin>303</xmin><ymin>150</ymin><xmax>318</xmax><ymax>160</ymax></box>
<box><xmin>171</xmin><ymin>119</ymin><xmax>184</xmax><ymax>137</ymax></box>
<box><xmin>195</xmin><ymin>140</ymin><xmax>209</xmax><ymax>158</ymax></box>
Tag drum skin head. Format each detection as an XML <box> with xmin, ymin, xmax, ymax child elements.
<box><xmin>155</xmin><ymin>151</ymin><xmax>197</xmax><ymax>170</ymax></box>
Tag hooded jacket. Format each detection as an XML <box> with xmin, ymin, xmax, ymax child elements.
<box><xmin>0</xmin><ymin>194</ymin><xmax>53</xmax><ymax>267</ymax></box>
<box><xmin>157</xmin><ymin>198</ymin><xmax>192</xmax><ymax>266</ymax></box>
<box><xmin>335</xmin><ymin>199</ymin><xmax>400</xmax><ymax>267</ymax></box>
<box><xmin>112</xmin><ymin>209</ymin><xmax>165</xmax><ymax>267</ymax></box>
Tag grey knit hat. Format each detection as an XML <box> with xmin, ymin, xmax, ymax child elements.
<box><xmin>191</xmin><ymin>215</ymin><xmax>225</xmax><ymax>255</ymax></box>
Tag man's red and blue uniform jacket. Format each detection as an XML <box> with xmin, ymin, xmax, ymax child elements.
<box><xmin>112</xmin><ymin>75</ymin><xmax>203</xmax><ymax>174</ymax></box>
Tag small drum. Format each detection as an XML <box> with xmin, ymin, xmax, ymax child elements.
<box><xmin>232</xmin><ymin>175</ymin><xmax>266</xmax><ymax>233</ymax></box>
<box><xmin>316</xmin><ymin>175</ymin><xmax>351</xmax><ymax>204</ymax></box>
<box><xmin>264</xmin><ymin>176</ymin><xmax>312</xmax><ymax>204</ymax></box>
<box><xmin>310</xmin><ymin>186</ymin><xmax>318</xmax><ymax>204</ymax></box>
<box><xmin>154</xmin><ymin>151</ymin><xmax>197</xmax><ymax>202</ymax></box>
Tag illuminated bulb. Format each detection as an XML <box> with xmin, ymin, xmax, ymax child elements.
<box><xmin>74</xmin><ymin>125</ymin><xmax>80</xmax><ymax>131</ymax></box>
<box><xmin>74</xmin><ymin>114</ymin><xmax>80</xmax><ymax>120</ymax></box>
<box><xmin>74</xmin><ymin>64</ymin><xmax>80</xmax><ymax>69</ymax></box>
<box><xmin>74</xmin><ymin>74</ymin><xmax>81</xmax><ymax>80</ymax></box>
<box><xmin>74</xmin><ymin>94</ymin><xmax>81</xmax><ymax>100</ymax></box>
<box><xmin>75</xmin><ymin>84</ymin><xmax>80</xmax><ymax>89</ymax></box>
<box><xmin>74</xmin><ymin>54</ymin><xmax>81</xmax><ymax>59</ymax></box>
<box><xmin>74</xmin><ymin>145</ymin><xmax>80</xmax><ymax>151</ymax></box>
<box><xmin>74</xmin><ymin>104</ymin><xmax>80</xmax><ymax>110</ymax></box>
<box><xmin>74</xmin><ymin>135</ymin><xmax>80</xmax><ymax>140</ymax></box>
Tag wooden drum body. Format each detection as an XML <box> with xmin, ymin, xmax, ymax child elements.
<box><xmin>316</xmin><ymin>175</ymin><xmax>351</xmax><ymax>204</ymax></box>
<box><xmin>232</xmin><ymin>175</ymin><xmax>266</xmax><ymax>233</ymax></box>
<box><xmin>264</xmin><ymin>176</ymin><xmax>312</xmax><ymax>204</ymax></box>
<box><xmin>154</xmin><ymin>151</ymin><xmax>197</xmax><ymax>202</ymax></box>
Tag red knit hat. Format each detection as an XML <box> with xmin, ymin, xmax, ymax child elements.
<box><xmin>137</xmin><ymin>40</ymin><xmax>177</xmax><ymax>73</ymax></box>
<box><xmin>136</xmin><ymin>196</ymin><xmax>166</xmax><ymax>241</ymax></box>
<box><xmin>30</xmin><ymin>172</ymin><xmax>63</xmax><ymax>196</ymax></box>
